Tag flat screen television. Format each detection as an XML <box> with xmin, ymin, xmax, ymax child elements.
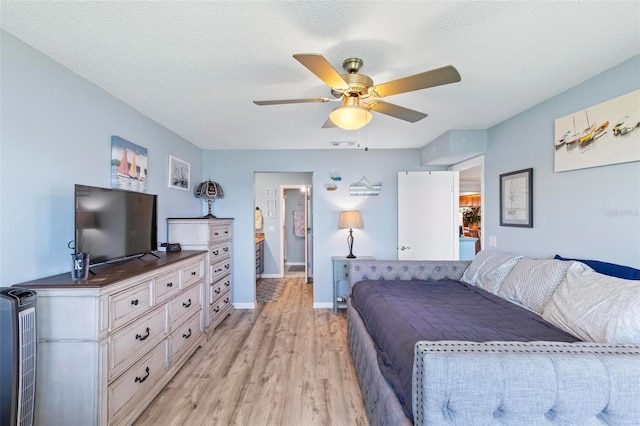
<box><xmin>74</xmin><ymin>184</ymin><xmax>158</xmax><ymax>265</ymax></box>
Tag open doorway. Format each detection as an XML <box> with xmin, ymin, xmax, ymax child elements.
<box><xmin>254</xmin><ymin>172</ymin><xmax>313</xmax><ymax>291</ymax></box>
<box><xmin>450</xmin><ymin>156</ymin><xmax>484</xmax><ymax>255</ymax></box>
<box><xmin>281</xmin><ymin>186</ymin><xmax>312</xmax><ymax>281</ymax></box>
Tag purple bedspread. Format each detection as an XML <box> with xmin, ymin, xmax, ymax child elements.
<box><xmin>350</xmin><ymin>279</ymin><xmax>580</xmax><ymax>422</ymax></box>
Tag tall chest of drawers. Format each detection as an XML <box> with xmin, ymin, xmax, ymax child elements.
<box><xmin>168</xmin><ymin>218</ymin><xmax>234</xmax><ymax>337</ymax></box>
<box><xmin>13</xmin><ymin>251</ymin><xmax>207</xmax><ymax>426</ymax></box>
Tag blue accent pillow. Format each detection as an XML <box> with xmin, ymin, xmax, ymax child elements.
<box><xmin>554</xmin><ymin>255</ymin><xmax>640</xmax><ymax>280</ymax></box>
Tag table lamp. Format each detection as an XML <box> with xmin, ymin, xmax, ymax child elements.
<box><xmin>338</xmin><ymin>211</ymin><xmax>362</xmax><ymax>258</ymax></box>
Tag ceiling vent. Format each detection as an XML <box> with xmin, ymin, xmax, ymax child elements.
<box><xmin>330</xmin><ymin>141</ymin><xmax>360</xmax><ymax>148</ymax></box>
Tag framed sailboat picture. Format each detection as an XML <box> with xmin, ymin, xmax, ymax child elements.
<box><xmin>554</xmin><ymin>89</ymin><xmax>640</xmax><ymax>172</ymax></box>
<box><xmin>111</xmin><ymin>136</ymin><xmax>148</xmax><ymax>192</ymax></box>
<box><xmin>168</xmin><ymin>155</ymin><xmax>190</xmax><ymax>191</ymax></box>
<box><xmin>500</xmin><ymin>168</ymin><xmax>533</xmax><ymax>228</ymax></box>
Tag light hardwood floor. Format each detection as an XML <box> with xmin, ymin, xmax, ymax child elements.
<box><xmin>134</xmin><ymin>276</ymin><xmax>368</xmax><ymax>426</ymax></box>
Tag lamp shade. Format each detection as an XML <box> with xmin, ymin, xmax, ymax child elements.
<box><xmin>329</xmin><ymin>96</ymin><xmax>372</xmax><ymax>130</ymax></box>
<box><xmin>339</xmin><ymin>211</ymin><xmax>362</xmax><ymax>229</ymax></box>
<box><xmin>195</xmin><ymin>179</ymin><xmax>224</xmax><ymax>218</ymax></box>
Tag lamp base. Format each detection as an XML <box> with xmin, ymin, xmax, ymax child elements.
<box><xmin>203</xmin><ymin>214</ymin><xmax>217</xmax><ymax>219</ymax></box>
<box><xmin>346</xmin><ymin>254</ymin><xmax>356</xmax><ymax>259</ymax></box>
<box><xmin>346</xmin><ymin>228</ymin><xmax>356</xmax><ymax>259</ymax></box>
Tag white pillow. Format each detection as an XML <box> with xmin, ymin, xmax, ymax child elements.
<box><xmin>542</xmin><ymin>266</ymin><xmax>640</xmax><ymax>344</ymax></box>
<box><xmin>498</xmin><ymin>259</ymin><xmax>589</xmax><ymax>313</ymax></box>
<box><xmin>461</xmin><ymin>250</ymin><xmax>523</xmax><ymax>294</ymax></box>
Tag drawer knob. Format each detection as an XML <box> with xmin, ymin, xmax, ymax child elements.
<box><xmin>215</xmin><ymin>288</ymin><xmax>221</xmax><ymax>294</ymax></box>
<box><xmin>223</xmin><ymin>247</ymin><xmax>229</xmax><ymax>252</ymax></box>
<box><xmin>183</xmin><ymin>298</ymin><xmax>192</xmax><ymax>308</ymax></box>
<box><xmin>224</xmin><ymin>264</ymin><xmax>230</xmax><ymax>269</ymax></box>
<box><xmin>131</xmin><ymin>299</ymin><xmax>139</xmax><ymax>306</ymax></box>
<box><xmin>213</xmin><ymin>306</ymin><xmax>220</xmax><ymax>313</ymax></box>
<box><xmin>135</xmin><ymin>327</ymin><xmax>150</xmax><ymax>341</ymax></box>
<box><xmin>225</xmin><ymin>281</ymin><xmax>230</xmax><ymax>287</ymax></box>
<box><xmin>214</xmin><ymin>232</ymin><xmax>219</xmax><ymax>236</ymax></box>
<box><xmin>191</xmin><ymin>271</ymin><xmax>197</xmax><ymax>276</ymax></box>
<box><xmin>134</xmin><ymin>367</ymin><xmax>150</xmax><ymax>384</ymax></box>
<box><xmin>183</xmin><ymin>328</ymin><xmax>192</xmax><ymax>339</ymax></box>
<box><xmin>167</xmin><ymin>282</ymin><xmax>173</xmax><ymax>288</ymax></box>
<box><xmin>215</xmin><ymin>268</ymin><xmax>222</xmax><ymax>273</ymax></box>
<box><xmin>224</xmin><ymin>297</ymin><xmax>229</xmax><ymax>303</ymax></box>
<box><xmin>212</xmin><ymin>250</ymin><xmax>219</xmax><ymax>255</ymax></box>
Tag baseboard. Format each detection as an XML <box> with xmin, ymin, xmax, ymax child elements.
<box><xmin>285</xmin><ymin>262</ymin><xmax>305</xmax><ymax>266</ymax></box>
<box><xmin>312</xmin><ymin>302</ymin><xmax>333</xmax><ymax>309</ymax></box>
<box><xmin>260</xmin><ymin>273</ymin><xmax>282</xmax><ymax>278</ymax></box>
<box><xmin>233</xmin><ymin>302</ymin><xmax>255</xmax><ymax>310</ymax></box>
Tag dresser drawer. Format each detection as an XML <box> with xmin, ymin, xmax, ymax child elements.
<box><xmin>210</xmin><ymin>222</ymin><xmax>232</xmax><ymax>241</ymax></box>
<box><xmin>109</xmin><ymin>306</ymin><xmax>168</xmax><ymax>380</ymax></box>
<box><xmin>210</xmin><ymin>294</ymin><xmax>231</xmax><ymax>322</ymax></box>
<box><xmin>154</xmin><ymin>269</ymin><xmax>181</xmax><ymax>304</ymax></box>
<box><xmin>182</xmin><ymin>259</ymin><xmax>203</xmax><ymax>288</ymax></box>
<box><xmin>210</xmin><ymin>275</ymin><xmax>231</xmax><ymax>304</ymax></box>
<box><xmin>169</xmin><ymin>312</ymin><xmax>201</xmax><ymax>361</ymax></box>
<box><xmin>109</xmin><ymin>282</ymin><xmax>153</xmax><ymax>331</ymax></box>
<box><xmin>168</xmin><ymin>284</ymin><xmax>201</xmax><ymax>329</ymax></box>
<box><xmin>109</xmin><ymin>340</ymin><xmax>168</xmax><ymax>423</ymax></box>
<box><xmin>210</xmin><ymin>297</ymin><xmax>232</xmax><ymax>330</ymax></box>
<box><xmin>209</xmin><ymin>241</ymin><xmax>231</xmax><ymax>263</ymax></box>
<box><xmin>210</xmin><ymin>258</ymin><xmax>231</xmax><ymax>283</ymax></box>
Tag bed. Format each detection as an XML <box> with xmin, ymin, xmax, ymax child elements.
<box><xmin>346</xmin><ymin>259</ymin><xmax>640</xmax><ymax>425</ymax></box>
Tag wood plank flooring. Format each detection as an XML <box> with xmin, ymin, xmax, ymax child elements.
<box><xmin>134</xmin><ymin>276</ymin><xmax>368</xmax><ymax>426</ymax></box>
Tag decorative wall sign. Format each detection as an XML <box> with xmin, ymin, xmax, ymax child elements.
<box><xmin>500</xmin><ymin>168</ymin><xmax>533</xmax><ymax>228</ymax></box>
<box><xmin>111</xmin><ymin>136</ymin><xmax>147</xmax><ymax>192</ymax></box>
<box><xmin>266</xmin><ymin>199</ymin><xmax>276</xmax><ymax>209</ymax></box>
<box><xmin>168</xmin><ymin>155</ymin><xmax>190</xmax><ymax>191</ymax></box>
<box><xmin>554</xmin><ymin>89</ymin><xmax>640</xmax><ymax>172</ymax></box>
<box><xmin>266</xmin><ymin>187</ymin><xmax>276</xmax><ymax>198</ymax></box>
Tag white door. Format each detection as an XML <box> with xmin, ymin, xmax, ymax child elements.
<box><xmin>398</xmin><ymin>171</ymin><xmax>460</xmax><ymax>260</ymax></box>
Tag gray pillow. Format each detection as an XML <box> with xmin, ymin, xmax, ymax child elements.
<box><xmin>461</xmin><ymin>250</ymin><xmax>523</xmax><ymax>294</ymax></box>
<box><xmin>498</xmin><ymin>259</ymin><xmax>588</xmax><ymax>313</ymax></box>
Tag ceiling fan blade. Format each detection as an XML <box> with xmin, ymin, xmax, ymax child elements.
<box><xmin>253</xmin><ymin>97</ymin><xmax>331</xmax><ymax>106</ymax></box>
<box><xmin>293</xmin><ymin>54</ymin><xmax>350</xmax><ymax>91</ymax></box>
<box><xmin>368</xmin><ymin>101</ymin><xmax>428</xmax><ymax>123</ymax></box>
<box><xmin>371</xmin><ymin>65</ymin><xmax>461</xmax><ymax>98</ymax></box>
<box><xmin>322</xmin><ymin>117</ymin><xmax>337</xmax><ymax>128</ymax></box>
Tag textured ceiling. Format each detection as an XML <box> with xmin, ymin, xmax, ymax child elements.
<box><xmin>1</xmin><ymin>1</ymin><xmax>639</xmax><ymax>150</ymax></box>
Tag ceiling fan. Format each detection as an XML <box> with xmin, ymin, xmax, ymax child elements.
<box><xmin>253</xmin><ymin>54</ymin><xmax>461</xmax><ymax>130</ymax></box>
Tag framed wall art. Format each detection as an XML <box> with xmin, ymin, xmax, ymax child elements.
<box><xmin>266</xmin><ymin>187</ymin><xmax>276</xmax><ymax>198</ymax></box>
<box><xmin>554</xmin><ymin>89</ymin><xmax>640</xmax><ymax>172</ymax></box>
<box><xmin>111</xmin><ymin>135</ymin><xmax>147</xmax><ymax>192</ymax></box>
<box><xmin>168</xmin><ymin>155</ymin><xmax>190</xmax><ymax>191</ymax></box>
<box><xmin>500</xmin><ymin>168</ymin><xmax>533</xmax><ymax>228</ymax></box>
<box><xmin>266</xmin><ymin>199</ymin><xmax>276</xmax><ymax>209</ymax></box>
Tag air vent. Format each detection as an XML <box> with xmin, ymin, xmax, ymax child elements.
<box><xmin>330</xmin><ymin>141</ymin><xmax>360</xmax><ymax>148</ymax></box>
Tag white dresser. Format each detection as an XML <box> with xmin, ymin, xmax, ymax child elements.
<box><xmin>168</xmin><ymin>218</ymin><xmax>234</xmax><ymax>337</ymax></box>
<box><xmin>13</xmin><ymin>251</ymin><xmax>207</xmax><ymax>426</ymax></box>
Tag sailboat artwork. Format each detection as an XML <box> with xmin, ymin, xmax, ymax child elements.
<box><xmin>110</xmin><ymin>136</ymin><xmax>148</xmax><ymax>192</ymax></box>
<box><xmin>554</xmin><ymin>89</ymin><xmax>640</xmax><ymax>172</ymax></box>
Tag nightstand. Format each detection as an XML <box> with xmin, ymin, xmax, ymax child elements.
<box><xmin>332</xmin><ymin>256</ymin><xmax>374</xmax><ymax>314</ymax></box>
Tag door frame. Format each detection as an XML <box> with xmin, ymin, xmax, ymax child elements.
<box><xmin>449</xmin><ymin>155</ymin><xmax>485</xmax><ymax>249</ymax></box>
<box><xmin>279</xmin><ymin>185</ymin><xmax>313</xmax><ymax>281</ymax></box>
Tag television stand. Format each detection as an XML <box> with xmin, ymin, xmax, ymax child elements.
<box><xmin>139</xmin><ymin>251</ymin><xmax>160</xmax><ymax>260</ymax></box>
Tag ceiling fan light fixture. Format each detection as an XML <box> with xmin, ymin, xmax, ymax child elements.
<box><xmin>329</xmin><ymin>96</ymin><xmax>372</xmax><ymax>130</ymax></box>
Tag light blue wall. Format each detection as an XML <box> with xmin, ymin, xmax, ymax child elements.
<box><xmin>484</xmin><ymin>55</ymin><xmax>640</xmax><ymax>267</ymax></box>
<box><xmin>0</xmin><ymin>31</ymin><xmax>203</xmax><ymax>285</ymax></box>
<box><xmin>204</xmin><ymin>150</ymin><xmax>438</xmax><ymax>307</ymax></box>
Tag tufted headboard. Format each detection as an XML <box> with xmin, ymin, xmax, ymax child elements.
<box><xmin>348</xmin><ymin>260</ymin><xmax>472</xmax><ymax>294</ymax></box>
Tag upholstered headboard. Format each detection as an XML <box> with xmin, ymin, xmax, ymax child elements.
<box><xmin>348</xmin><ymin>260</ymin><xmax>471</xmax><ymax>293</ymax></box>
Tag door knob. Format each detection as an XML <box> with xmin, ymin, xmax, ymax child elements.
<box><xmin>400</xmin><ymin>246</ymin><xmax>411</xmax><ymax>251</ymax></box>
